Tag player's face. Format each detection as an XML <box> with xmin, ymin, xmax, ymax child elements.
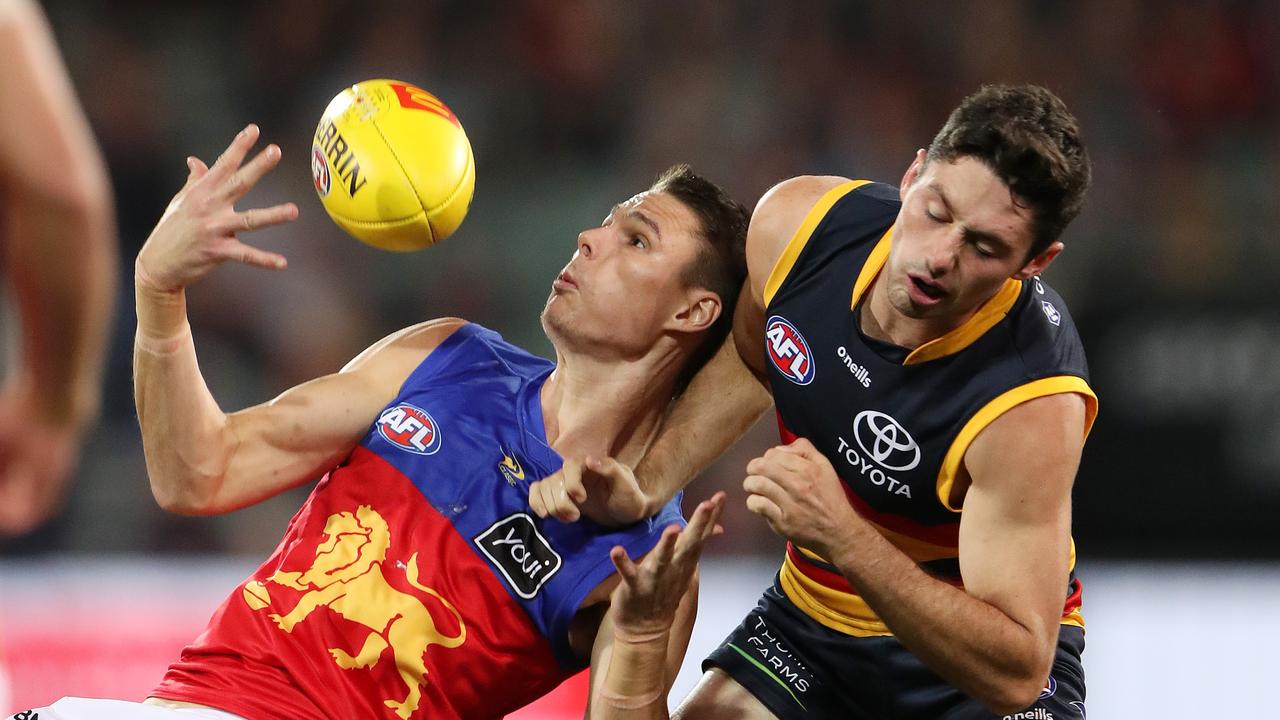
<box><xmin>886</xmin><ymin>154</ymin><xmax>1062</xmax><ymax>323</ymax></box>
<box><xmin>541</xmin><ymin>190</ymin><xmax>714</xmax><ymax>358</ymax></box>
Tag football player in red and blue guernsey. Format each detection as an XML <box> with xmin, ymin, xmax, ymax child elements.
<box><xmin>10</xmin><ymin>126</ymin><xmax>744</xmax><ymax>720</ymax></box>
<box><xmin>538</xmin><ymin>85</ymin><xmax>1096</xmax><ymax>720</ymax></box>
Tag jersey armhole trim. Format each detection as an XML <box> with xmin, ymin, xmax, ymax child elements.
<box><xmin>935</xmin><ymin>376</ymin><xmax>1099</xmax><ymax>512</ymax></box>
<box><xmin>762</xmin><ymin>180</ymin><xmax>870</xmax><ymax>307</ymax></box>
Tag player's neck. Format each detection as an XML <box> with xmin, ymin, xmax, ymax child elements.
<box><xmin>861</xmin><ymin>276</ymin><xmax>981</xmax><ymax>350</ymax></box>
<box><xmin>539</xmin><ymin>350</ymin><xmax>680</xmax><ymax>467</ymax></box>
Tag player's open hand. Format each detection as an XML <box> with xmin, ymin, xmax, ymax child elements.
<box><xmin>608</xmin><ymin>492</ymin><xmax>725</xmax><ymax>636</ymax></box>
<box><xmin>744</xmin><ymin>437</ymin><xmax>859</xmax><ymax>558</ymax></box>
<box><xmin>135</xmin><ymin>124</ymin><xmax>298</xmax><ymax>294</ymax></box>
<box><xmin>529</xmin><ymin>455</ymin><xmax>654</xmax><ymax>526</ymax></box>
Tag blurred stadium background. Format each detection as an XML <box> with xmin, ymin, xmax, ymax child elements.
<box><xmin>2</xmin><ymin>0</ymin><xmax>1279</xmax><ymax>716</ymax></box>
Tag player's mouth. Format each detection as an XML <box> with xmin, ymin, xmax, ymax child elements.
<box><xmin>906</xmin><ymin>273</ymin><xmax>946</xmax><ymax>305</ymax></box>
<box><xmin>553</xmin><ymin>269</ymin><xmax>578</xmax><ymax>291</ymax></box>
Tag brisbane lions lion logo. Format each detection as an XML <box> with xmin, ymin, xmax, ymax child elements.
<box><xmin>242</xmin><ymin>505</ymin><xmax>465</xmax><ymax>719</ymax></box>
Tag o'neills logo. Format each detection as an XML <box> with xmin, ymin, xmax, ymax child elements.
<box><xmin>1002</xmin><ymin>709</ymin><xmax>1056</xmax><ymax>720</ymax></box>
<box><xmin>474</xmin><ymin>513</ymin><xmax>562</xmax><ymax>599</ymax></box>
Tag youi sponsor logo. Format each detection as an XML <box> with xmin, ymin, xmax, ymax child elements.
<box><xmin>474</xmin><ymin>513</ymin><xmax>562</xmax><ymax>599</ymax></box>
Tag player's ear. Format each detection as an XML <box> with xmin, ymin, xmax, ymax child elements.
<box><xmin>900</xmin><ymin>149</ymin><xmax>927</xmax><ymax>199</ymax></box>
<box><xmin>671</xmin><ymin>289</ymin><xmax>720</xmax><ymax>334</ymax></box>
<box><xmin>1013</xmin><ymin>241</ymin><xmax>1064</xmax><ymax>280</ymax></box>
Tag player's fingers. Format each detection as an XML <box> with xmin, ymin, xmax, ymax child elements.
<box><xmin>747</xmin><ymin>454</ymin><xmax>804</xmax><ymax>488</ymax></box>
<box><xmin>779</xmin><ymin>437</ymin><xmax>819</xmax><ymax>457</ymax></box>
<box><xmin>528</xmin><ymin>479</ymin><xmax>549</xmax><ymax>518</ymax></box>
<box><xmin>767</xmin><ymin>451</ymin><xmax>809</xmax><ymax>477</ymax></box>
<box><xmin>207</xmin><ymin>124</ymin><xmax>260</xmax><ymax>182</ymax></box>
<box><xmin>744</xmin><ymin>494</ymin><xmax>783</xmax><ymax>527</ymax></box>
<box><xmin>221</xmin><ymin>144</ymin><xmax>282</xmax><ymax>202</ymax></box>
<box><xmin>694</xmin><ymin>493</ymin><xmax>727</xmax><ymax>544</ymax></box>
<box><xmin>742</xmin><ymin>473</ymin><xmax>786</xmax><ymax>502</ymax></box>
<box><xmin>701</xmin><ymin>492</ymin><xmax>727</xmax><ymax>541</ymax></box>
<box><xmin>610</xmin><ymin>546</ymin><xmax>640</xmax><ymax>584</ymax></box>
<box><xmin>545</xmin><ymin>460</ymin><xmax>582</xmax><ymax>522</ymax></box>
<box><xmin>180</xmin><ymin>156</ymin><xmax>211</xmax><ymax>192</ymax></box>
<box><xmin>585</xmin><ymin>455</ymin><xmax>628</xmax><ymax>484</ymax></box>
<box><xmin>563</xmin><ymin>459</ymin><xmax>588</xmax><ymax>504</ymax></box>
<box><xmin>682</xmin><ymin>493</ymin><xmax>720</xmax><ymax>540</ymax></box>
<box><xmin>548</xmin><ymin>477</ymin><xmax>582</xmax><ymax>523</ymax></box>
<box><xmin>215</xmin><ymin>237</ymin><xmax>287</xmax><ymax>271</ymax></box>
<box><xmin>549</xmin><ymin>495</ymin><xmax>581</xmax><ymax>522</ymax></box>
<box><xmin>646</xmin><ymin>524</ymin><xmax>680</xmax><ymax>571</ymax></box>
<box><xmin>222</xmin><ymin>203</ymin><xmax>299</xmax><ymax>234</ymax></box>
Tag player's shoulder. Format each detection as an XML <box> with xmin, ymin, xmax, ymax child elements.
<box><xmin>757</xmin><ymin>174</ymin><xmax>896</xmax><ymax>215</ymax></box>
<box><xmin>1005</xmin><ymin>277</ymin><xmax>1089</xmax><ymax>376</ymax></box>
<box><xmin>343</xmin><ymin>317</ymin><xmax>469</xmax><ymax>373</ymax></box>
<box><xmin>754</xmin><ymin>176</ymin><xmax>851</xmax><ymax>231</ymax></box>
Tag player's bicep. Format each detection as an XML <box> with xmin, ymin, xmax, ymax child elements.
<box><xmin>208</xmin><ymin>318</ymin><xmax>466</xmax><ymax>512</ymax></box>
<box><xmin>957</xmin><ymin>393</ymin><xmax>1087</xmax><ymax>651</ymax></box>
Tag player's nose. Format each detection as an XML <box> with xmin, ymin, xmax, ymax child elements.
<box><xmin>576</xmin><ymin>227</ymin><xmax>605</xmax><ymax>260</ymax></box>
<box><xmin>924</xmin><ymin>229</ymin><xmax>962</xmax><ymax>277</ymax></box>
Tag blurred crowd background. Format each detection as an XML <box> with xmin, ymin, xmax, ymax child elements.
<box><xmin>2</xmin><ymin>0</ymin><xmax>1278</xmax><ymax>562</ymax></box>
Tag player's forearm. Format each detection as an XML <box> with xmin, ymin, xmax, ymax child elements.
<box><xmin>2</xmin><ymin>171</ymin><xmax>116</xmax><ymax>427</ymax></box>
<box><xmin>589</xmin><ymin>631</ymin><xmax>671</xmax><ymax>720</ymax></box>
<box><xmin>133</xmin><ymin>280</ymin><xmax>235</xmax><ymax>514</ymax></box>
<box><xmin>635</xmin><ymin>335</ymin><xmax>772</xmax><ymax>513</ymax></box>
<box><xmin>827</xmin><ymin>525</ymin><xmax>1052</xmax><ymax>713</ymax></box>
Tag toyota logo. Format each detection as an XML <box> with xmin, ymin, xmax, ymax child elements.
<box><xmin>853</xmin><ymin>410</ymin><xmax>921</xmax><ymax>471</ymax></box>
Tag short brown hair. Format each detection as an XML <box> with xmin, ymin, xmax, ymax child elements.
<box><xmin>927</xmin><ymin>84</ymin><xmax>1091</xmax><ymax>257</ymax></box>
<box><xmin>649</xmin><ymin>164</ymin><xmax>749</xmax><ymax>392</ymax></box>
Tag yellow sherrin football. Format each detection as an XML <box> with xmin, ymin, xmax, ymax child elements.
<box><xmin>311</xmin><ymin>79</ymin><xmax>475</xmax><ymax>251</ymax></box>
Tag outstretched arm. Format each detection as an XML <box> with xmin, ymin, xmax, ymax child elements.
<box><xmin>586</xmin><ymin>493</ymin><xmax>726</xmax><ymax>720</ymax></box>
<box><xmin>0</xmin><ymin>0</ymin><xmax>117</xmax><ymax>534</ymax></box>
<box><xmin>532</xmin><ymin>176</ymin><xmax>851</xmax><ymax>525</ymax></box>
<box><xmin>133</xmin><ymin>126</ymin><xmax>462</xmax><ymax>515</ymax></box>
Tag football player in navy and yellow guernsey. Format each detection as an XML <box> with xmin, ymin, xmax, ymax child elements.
<box><xmin>10</xmin><ymin>125</ymin><xmax>746</xmax><ymax>720</ymax></box>
<box><xmin>536</xmin><ymin>84</ymin><xmax>1096</xmax><ymax>720</ymax></box>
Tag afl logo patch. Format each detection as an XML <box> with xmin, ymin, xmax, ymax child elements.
<box><xmin>1039</xmin><ymin>674</ymin><xmax>1057</xmax><ymax>699</ymax></box>
<box><xmin>376</xmin><ymin>403</ymin><xmax>442</xmax><ymax>455</ymax></box>
<box><xmin>765</xmin><ymin>316</ymin><xmax>815</xmax><ymax>385</ymax></box>
<box><xmin>311</xmin><ymin>145</ymin><xmax>331</xmax><ymax>196</ymax></box>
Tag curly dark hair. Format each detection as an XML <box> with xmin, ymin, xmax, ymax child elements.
<box><xmin>927</xmin><ymin>84</ymin><xmax>1092</xmax><ymax>258</ymax></box>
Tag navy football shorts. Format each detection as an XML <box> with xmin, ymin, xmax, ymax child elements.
<box><xmin>703</xmin><ymin>575</ymin><xmax>1086</xmax><ymax>719</ymax></box>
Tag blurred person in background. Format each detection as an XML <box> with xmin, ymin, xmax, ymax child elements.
<box><xmin>538</xmin><ymin>84</ymin><xmax>1097</xmax><ymax>719</ymax></box>
<box><xmin>0</xmin><ymin>0</ymin><xmax>116</xmax><ymax>709</ymax></box>
<box><xmin>7</xmin><ymin>125</ymin><xmax>749</xmax><ymax>720</ymax></box>
<box><xmin>0</xmin><ymin>0</ymin><xmax>116</xmax><ymax>535</ymax></box>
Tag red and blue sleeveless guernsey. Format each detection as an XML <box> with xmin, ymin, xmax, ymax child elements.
<box><xmin>762</xmin><ymin>180</ymin><xmax>1098</xmax><ymax>638</ymax></box>
<box><xmin>150</xmin><ymin>323</ymin><xmax>685</xmax><ymax>720</ymax></box>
